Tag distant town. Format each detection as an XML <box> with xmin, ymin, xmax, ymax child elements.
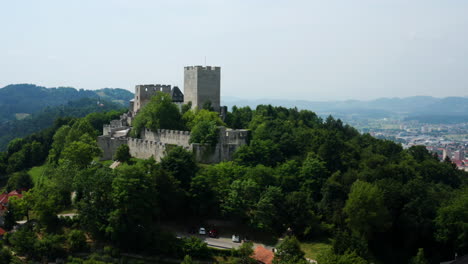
<box><xmin>349</xmin><ymin>118</ymin><xmax>468</xmax><ymax>171</ymax></box>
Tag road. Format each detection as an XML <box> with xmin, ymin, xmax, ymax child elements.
<box><xmin>175</xmin><ymin>231</ymin><xmax>243</xmax><ymax>249</ymax></box>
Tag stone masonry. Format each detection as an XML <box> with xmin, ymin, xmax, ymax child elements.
<box><xmin>97</xmin><ymin>66</ymin><xmax>249</xmax><ymax>163</ymax></box>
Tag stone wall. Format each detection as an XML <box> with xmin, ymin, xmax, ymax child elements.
<box><xmin>141</xmin><ymin>128</ymin><xmax>191</xmax><ymax>147</ymax></box>
<box><xmin>97</xmin><ymin>136</ymin><xmax>128</xmax><ymax>160</ymax></box>
<box><xmin>134</xmin><ymin>84</ymin><xmax>172</xmax><ymax>113</ymax></box>
<box><xmin>98</xmin><ymin>126</ymin><xmax>249</xmax><ymax>163</ymax></box>
<box><xmin>127</xmin><ymin>138</ymin><xmax>166</xmax><ymax>161</ymax></box>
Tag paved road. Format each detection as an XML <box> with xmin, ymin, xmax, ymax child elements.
<box><xmin>175</xmin><ymin>232</ymin><xmax>243</xmax><ymax>249</ymax></box>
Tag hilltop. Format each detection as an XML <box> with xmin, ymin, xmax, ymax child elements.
<box><xmin>0</xmin><ymin>84</ymin><xmax>133</xmax><ymax>123</ymax></box>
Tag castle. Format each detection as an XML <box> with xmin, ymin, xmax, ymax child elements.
<box><xmin>97</xmin><ymin>66</ymin><xmax>249</xmax><ymax>163</ymax></box>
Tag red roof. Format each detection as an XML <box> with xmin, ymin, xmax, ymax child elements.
<box><xmin>0</xmin><ymin>228</ymin><xmax>6</xmax><ymax>236</ymax></box>
<box><xmin>252</xmin><ymin>246</ymin><xmax>274</xmax><ymax>264</ymax></box>
<box><xmin>0</xmin><ymin>190</ymin><xmax>23</xmax><ymax>206</ymax></box>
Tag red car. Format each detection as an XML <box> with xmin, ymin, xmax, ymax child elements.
<box><xmin>208</xmin><ymin>229</ymin><xmax>218</xmax><ymax>238</ymax></box>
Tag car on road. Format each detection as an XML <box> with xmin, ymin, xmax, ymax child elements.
<box><xmin>199</xmin><ymin>227</ymin><xmax>206</xmax><ymax>235</ymax></box>
<box><xmin>232</xmin><ymin>234</ymin><xmax>240</xmax><ymax>243</ymax></box>
<box><xmin>208</xmin><ymin>229</ymin><xmax>218</xmax><ymax>238</ymax></box>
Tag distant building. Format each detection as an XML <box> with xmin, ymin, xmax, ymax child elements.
<box><xmin>454</xmin><ymin>150</ymin><xmax>464</xmax><ymax>161</ymax></box>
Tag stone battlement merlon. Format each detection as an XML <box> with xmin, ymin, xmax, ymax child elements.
<box><xmin>184</xmin><ymin>66</ymin><xmax>220</xmax><ymax>71</ymax></box>
<box><xmin>156</xmin><ymin>129</ymin><xmax>191</xmax><ymax>136</ymax></box>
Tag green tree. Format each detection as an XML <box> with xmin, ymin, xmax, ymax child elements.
<box><xmin>273</xmin><ymin>236</ymin><xmax>307</xmax><ymax>264</ymax></box>
<box><xmin>181</xmin><ymin>255</ymin><xmax>193</xmax><ymax>264</ymax></box>
<box><xmin>114</xmin><ymin>144</ymin><xmax>131</xmax><ymax>163</ymax></box>
<box><xmin>435</xmin><ymin>187</ymin><xmax>468</xmax><ymax>253</ymax></box>
<box><xmin>68</xmin><ymin>230</ymin><xmax>88</xmax><ymax>252</ymax></box>
<box><xmin>60</xmin><ymin>134</ymin><xmax>102</xmax><ymax>168</ymax></box>
<box><xmin>189</xmin><ymin>120</ymin><xmax>219</xmax><ymax>146</ymax></box>
<box><xmin>131</xmin><ymin>92</ymin><xmax>184</xmax><ymax>136</ymax></box>
<box><xmin>237</xmin><ymin>241</ymin><xmax>255</xmax><ymax>264</ymax></box>
<box><xmin>409</xmin><ymin>248</ymin><xmax>428</xmax><ymax>264</ymax></box>
<box><xmin>344</xmin><ymin>180</ymin><xmax>390</xmax><ymax>238</ymax></box>
<box><xmin>182</xmin><ymin>237</ymin><xmax>211</xmax><ymax>258</ymax></box>
<box><xmin>317</xmin><ymin>249</ymin><xmax>368</xmax><ymax>264</ymax></box>
<box><xmin>6</xmin><ymin>171</ymin><xmax>33</xmax><ymax>191</ymax></box>
<box><xmin>252</xmin><ymin>186</ymin><xmax>283</xmax><ymax>233</ymax></box>
<box><xmin>160</xmin><ymin>146</ymin><xmax>197</xmax><ymax>189</ymax></box>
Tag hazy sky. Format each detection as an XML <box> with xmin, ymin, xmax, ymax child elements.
<box><xmin>1</xmin><ymin>0</ymin><xmax>467</xmax><ymax>101</ymax></box>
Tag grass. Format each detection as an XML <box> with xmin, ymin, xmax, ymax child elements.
<box><xmin>300</xmin><ymin>239</ymin><xmax>332</xmax><ymax>260</ymax></box>
<box><xmin>28</xmin><ymin>164</ymin><xmax>48</xmax><ymax>185</ymax></box>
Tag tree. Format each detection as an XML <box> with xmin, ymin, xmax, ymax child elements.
<box><xmin>6</xmin><ymin>171</ymin><xmax>33</xmax><ymax>191</ymax></box>
<box><xmin>107</xmin><ymin>163</ymin><xmax>158</xmax><ymax>250</ymax></box>
<box><xmin>131</xmin><ymin>92</ymin><xmax>184</xmax><ymax>136</ymax></box>
<box><xmin>237</xmin><ymin>241</ymin><xmax>255</xmax><ymax>264</ymax></box>
<box><xmin>68</xmin><ymin>230</ymin><xmax>88</xmax><ymax>252</ymax></box>
<box><xmin>60</xmin><ymin>134</ymin><xmax>102</xmax><ymax>168</ymax></box>
<box><xmin>344</xmin><ymin>180</ymin><xmax>389</xmax><ymax>238</ymax></box>
<box><xmin>160</xmin><ymin>146</ymin><xmax>197</xmax><ymax>189</ymax></box>
<box><xmin>182</xmin><ymin>237</ymin><xmax>211</xmax><ymax>258</ymax></box>
<box><xmin>409</xmin><ymin>248</ymin><xmax>428</xmax><ymax>264</ymax></box>
<box><xmin>202</xmin><ymin>100</ymin><xmax>214</xmax><ymax>111</ymax></box>
<box><xmin>435</xmin><ymin>187</ymin><xmax>468</xmax><ymax>253</ymax></box>
<box><xmin>252</xmin><ymin>186</ymin><xmax>283</xmax><ymax>233</ymax></box>
<box><xmin>181</xmin><ymin>255</ymin><xmax>193</xmax><ymax>264</ymax></box>
<box><xmin>273</xmin><ymin>236</ymin><xmax>307</xmax><ymax>264</ymax></box>
<box><xmin>317</xmin><ymin>249</ymin><xmax>368</xmax><ymax>264</ymax></box>
<box><xmin>189</xmin><ymin>120</ymin><xmax>219</xmax><ymax>146</ymax></box>
<box><xmin>114</xmin><ymin>144</ymin><xmax>131</xmax><ymax>163</ymax></box>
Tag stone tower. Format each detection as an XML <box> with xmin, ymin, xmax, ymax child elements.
<box><xmin>184</xmin><ymin>66</ymin><xmax>221</xmax><ymax>112</ymax></box>
<box><xmin>133</xmin><ymin>84</ymin><xmax>171</xmax><ymax>113</ymax></box>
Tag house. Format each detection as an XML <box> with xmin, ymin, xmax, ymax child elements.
<box><xmin>252</xmin><ymin>245</ymin><xmax>274</xmax><ymax>264</ymax></box>
<box><xmin>0</xmin><ymin>190</ymin><xmax>24</xmax><ymax>226</ymax></box>
<box><xmin>0</xmin><ymin>227</ymin><xmax>6</xmax><ymax>239</ymax></box>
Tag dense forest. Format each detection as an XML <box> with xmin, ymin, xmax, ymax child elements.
<box><xmin>0</xmin><ymin>94</ymin><xmax>466</xmax><ymax>264</ymax></box>
<box><xmin>0</xmin><ymin>84</ymin><xmax>133</xmax><ymax>123</ymax></box>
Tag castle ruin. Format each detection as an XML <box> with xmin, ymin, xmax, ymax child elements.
<box><xmin>97</xmin><ymin>66</ymin><xmax>249</xmax><ymax>163</ymax></box>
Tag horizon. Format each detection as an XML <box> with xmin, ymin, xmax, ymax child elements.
<box><xmin>2</xmin><ymin>82</ymin><xmax>468</xmax><ymax>102</ymax></box>
<box><xmin>1</xmin><ymin>1</ymin><xmax>468</xmax><ymax>100</ymax></box>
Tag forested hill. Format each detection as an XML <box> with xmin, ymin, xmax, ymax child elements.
<box><xmin>0</xmin><ymin>98</ymin><xmax>126</xmax><ymax>151</ymax></box>
<box><xmin>0</xmin><ymin>84</ymin><xmax>133</xmax><ymax>122</ymax></box>
<box><xmin>0</xmin><ymin>100</ymin><xmax>466</xmax><ymax>264</ymax></box>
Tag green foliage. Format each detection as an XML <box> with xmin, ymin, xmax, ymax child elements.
<box><xmin>273</xmin><ymin>236</ymin><xmax>307</xmax><ymax>264</ymax></box>
<box><xmin>344</xmin><ymin>180</ymin><xmax>390</xmax><ymax>238</ymax></box>
<box><xmin>161</xmin><ymin>146</ymin><xmax>197</xmax><ymax>189</ymax></box>
<box><xmin>6</xmin><ymin>171</ymin><xmax>33</xmax><ymax>191</ymax></box>
<box><xmin>189</xmin><ymin>120</ymin><xmax>219</xmax><ymax>145</ymax></box>
<box><xmin>182</xmin><ymin>237</ymin><xmax>211</xmax><ymax>258</ymax></box>
<box><xmin>435</xmin><ymin>187</ymin><xmax>468</xmax><ymax>253</ymax></box>
<box><xmin>67</xmin><ymin>230</ymin><xmax>88</xmax><ymax>252</ymax></box>
<box><xmin>131</xmin><ymin>92</ymin><xmax>184</xmax><ymax>136</ymax></box>
<box><xmin>409</xmin><ymin>248</ymin><xmax>428</xmax><ymax>264</ymax></box>
<box><xmin>317</xmin><ymin>249</ymin><xmax>368</xmax><ymax>264</ymax></box>
<box><xmin>181</xmin><ymin>255</ymin><xmax>194</xmax><ymax>264</ymax></box>
<box><xmin>60</xmin><ymin>134</ymin><xmax>102</xmax><ymax>168</ymax></box>
<box><xmin>236</xmin><ymin>241</ymin><xmax>255</xmax><ymax>264</ymax></box>
<box><xmin>114</xmin><ymin>144</ymin><xmax>131</xmax><ymax>163</ymax></box>
<box><xmin>183</xmin><ymin>109</ymin><xmax>225</xmax><ymax>130</ymax></box>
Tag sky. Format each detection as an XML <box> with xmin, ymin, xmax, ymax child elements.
<box><xmin>1</xmin><ymin>0</ymin><xmax>468</xmax><ymax>101</ymax></box>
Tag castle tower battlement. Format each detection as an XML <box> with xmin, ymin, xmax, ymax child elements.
<box><xmin>184</xmin><ymin>66</ymin><xmax>221</xmax><ymax>112</ymax></box>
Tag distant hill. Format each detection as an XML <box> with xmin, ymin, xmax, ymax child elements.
<box><xmin>223</xmin><ymin>96</ymin><xmax>468</xmax><ymax>123</ymax></box>
<box><xmin>0</xmin><ymin>97</ymin><xmax>126</xmax><ymax>150</ymax></box>
<box><xmin>0</xmin><ymin>84</ymin><xmax>133</xmax><ymax>122</ymax></box>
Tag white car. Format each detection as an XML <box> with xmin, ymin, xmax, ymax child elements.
<box><xmin>199</xmin><ymin>227</ymin><xmax>206</xmax><ymax>235</ymax></box>
<box><xmin>232</xmin><ymin>234</ymin><xmax>240</xmax><ymax>243</ymax></box>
